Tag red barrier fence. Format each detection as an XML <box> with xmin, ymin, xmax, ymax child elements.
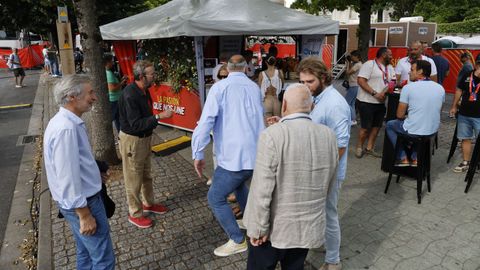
<box><xmin>0</xmin><ymin>45</ymin><xmax>45</xmax><ymax>69</ymax></box>
<box><xmin>368</xmin><ymin>47</ymin><xmax>480</xmax><ymax>94</ymax></box>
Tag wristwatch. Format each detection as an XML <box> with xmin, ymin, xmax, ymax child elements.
<box><xmin>371</xmin><ymin>90</ymin><xmax>377</xmax><ymax>96</ymax></box>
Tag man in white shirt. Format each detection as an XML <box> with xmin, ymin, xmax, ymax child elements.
<box><xmin>395</xmin><ymin>40</ymin><xmax>438</xmax><ymax>85</ymax></box>
<box><xmin>42</xmin><ymin>45</ymin><xmax>51</xmax><ymax>74</ymax></box>
<box><xmin>356</xmin><ymin>47</ymin><xmax>395</xmax><ymax>158</ymax></box>
<box><xmin>8</xmin><ymin>48</ymin><xmax>26</xmax><ymax>88</ymax></box>
<box><xmin>44</xmin><ymin>75</ymin><xmax>115</xmax><ymax>269</ymax></box>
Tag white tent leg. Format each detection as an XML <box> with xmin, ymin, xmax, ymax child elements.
<box><xmin>194</xmin><ymin>36</ymin><xmax>206</xmax><ymax>108</ymax></box>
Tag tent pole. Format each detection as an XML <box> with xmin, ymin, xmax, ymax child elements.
<box><xmin>194</xmin><ymin>36</ymin><xmax>206</xmax><ymax>108</ymax></box>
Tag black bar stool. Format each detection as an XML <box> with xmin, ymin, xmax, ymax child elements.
<box><xmin>384</xmin><ymin>133</ymin><xmax>436</xmax><ymax>204</ymax></box>
<box><xmin>464</xmin><ymin>134</ymin><xmax>480</xmax><ymax>193</ymax></box>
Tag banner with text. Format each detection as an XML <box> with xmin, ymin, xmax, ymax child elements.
<box><xmin>149</xmin><ymin>84</ymin><xmax>202</xmax><ymax>132</ymax></box>
<box><xmin>301</xmin><ymin>35</ymin><xmax>325</xmax><ymax>57</ymax></box>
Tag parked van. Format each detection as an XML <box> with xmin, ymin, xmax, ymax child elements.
<box><xmin>0</xmin><ymin>30</ymin><xmax>43</xmax><ymax>49</ymax></box>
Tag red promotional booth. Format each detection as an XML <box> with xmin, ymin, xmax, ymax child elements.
<box><xmin>101</xmin><ymin>0</ymin><xmax>339</xmax><ymax>132</ymax></box>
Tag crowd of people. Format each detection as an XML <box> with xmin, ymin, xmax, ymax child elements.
<box><xmin>42</xmin><ymin>38</ymin><xmax>480</xmax><ymax>269</ymax></box>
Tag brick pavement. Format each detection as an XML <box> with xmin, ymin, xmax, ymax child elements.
<box><xmin>48</xmin><ymin>85</ymin><xmax>480</xmax><ymax>269</ymax></box>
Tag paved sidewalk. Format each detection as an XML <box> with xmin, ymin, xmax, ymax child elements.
<box><xmin>40</xmin><ymin>79</ymin><xmax>480</xmax><ymax>269</ymax></box>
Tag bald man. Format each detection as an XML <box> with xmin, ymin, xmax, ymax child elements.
<box><xmin>192</xmin><ymin>55</ymin><xmax>264</xmax><ymax>257</ymax></box>
<box><xmin>396</xmin><ymin>40</ymin><xmax>438</xmax><ymax>84</ymax></box>
<box><xmin>244</xmin><ymin>84</ymin><xmax>338</xmax><ymax>269</ymax></box>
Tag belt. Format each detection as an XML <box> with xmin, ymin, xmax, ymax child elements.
<box><xmin>122</xmin><ymin>131</ymin><xmax>152</xmax><ymax>138</ymax></box>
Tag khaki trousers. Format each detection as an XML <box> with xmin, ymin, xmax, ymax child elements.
<box><xmin>263</xmin><ymin>94</ymin><xmax>281</xmax><ymax>118</ymax></box>
<box><xmin>119</xmin><ymin>131</ymin><xmax>154</xmax><ymax>218</ymax></box>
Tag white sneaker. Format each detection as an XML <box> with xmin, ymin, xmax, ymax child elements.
<box><xmin>15</xmin><ymin>85</ymin><xmax>22</xmax><ymax>88</ymax></box>
<box><xmin>237</xmin><ymin>219</ymin><xmax>246</xmax><ymax>230</ymax></box>
<box><xmin>351</xmin><ymin>120</ymin><xmax>357</xmax><ymax>126</ymax></box>
<box><xmin>213</xmin><ymin>239</ymin><xmax>247</xmax><ymax>257</ymax></box>
<box><xmin>206</xmin><ymin>178</ymin><xmax>212</xmax><ymax>185</ymax></box>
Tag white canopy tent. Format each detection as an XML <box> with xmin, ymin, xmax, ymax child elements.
<box><xmin>100</xmin><ymin>0</ymin><xmax>339</xmax><ymax>106</ymax></box>
<box><xmin>100</xmin><ymin>0</ymin><xmax>338</xmax><ymax>39</ymax></box>
<box><xmin>457</xmin><ymin>36</ymin><xmax>480</xmax><ymax>49</ymax></box>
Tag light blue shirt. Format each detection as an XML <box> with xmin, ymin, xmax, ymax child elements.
<box><xmin>400</xmin><ymin>80</ymin><xmax>445</xmax><ymax>135</ymax></box>
<box><xmin>192</xmin><ymin>72</ymin><xmax>265</xmax><ymax>171</ymax></box>
<box><xmin>44</xmin><ymin>107</ymin><xmax>102</xmax><ymax>209</ymax></box>
<box><xmin>310</xmin><ymin>85</ymin><xmax>351</xmax><ymax>181</ymax></box>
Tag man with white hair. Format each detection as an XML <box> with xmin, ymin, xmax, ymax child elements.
<box><xmin>244</xmin><ymin>84</ymin><xmax>338</xmax><ymax>269</ymax></box>
<box><xmin>192</xmin><ymin>55</ymin><xmax>264</xmax><ymax>257</ymax></box>
<box><xmin>43</xmin><ymin>75</ymin><xmax>115</xmax><ymax>270</ymax></box>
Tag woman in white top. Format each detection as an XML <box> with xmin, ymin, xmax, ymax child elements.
<box><xmin>258</xmin><ymin>55</ymin><xmax>284</xmax><ymax>118</ymax></box>
<box><xmin>344</xmin><ymin>50</ymin><xmax>362</xmax><ymax>126</ymax></box>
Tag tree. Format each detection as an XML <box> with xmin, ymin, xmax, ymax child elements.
<box><xmin>413</xmin><ymin>0</ymin><xmax>480</xmax><ymax>23</ymax></box>
<box><xmin>73</xmin><ymin>0</ymin><xmax>119</xmax><ymax>164</ymax></box>
<box><xmin>291</xmin><ymin>0</ymin><xmax>389</xmax><ymax>61</ymax></box>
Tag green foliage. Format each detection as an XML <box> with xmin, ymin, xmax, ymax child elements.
<box><xmin>437</xmin><ymin>18</ymin><xmax>480</xmax><ymax>34</ymax></box>
<box><xmin>0</xmin><ymin>0</ymin><xmax>174</xmax><ymax>37</ymax></box>
<box><xmin>143</xmin><ymin>37</ymin><xmax>198</xmax><ymax>93</ymax></box>
<box><xmin>413</xmin><ymin>0</ymin><xmax>480</xmax><ymax>23</ymax></box>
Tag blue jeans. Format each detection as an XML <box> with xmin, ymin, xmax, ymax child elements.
<box><xmin>386</xmin><ymin>119</ymin><xmax>416</xmax><ymax>160</ymax></box>
<box><xmin>344</xmin><ymin>86</ymin><xmax>358</xmax><ymax>122</ymax></box>
<box><xmin>325</xmin><ymin>177</ymin><xmax>342</xmax><ymax>264</ymax></box>
<box><xmin>59</xmin><ymin>193</ymin><xmax>115</xmax><ymax>270</ymax></box>
<box><xmin>110</xmin><ymin>101</ymin><xmax>120</xmax><ymax>132</ymax></box>
<box><xmin>457</xmin><ymin>114</ymin><xmax>480</xmax><ymax>140</ymax></box>
<box><xmin>50</xmin><ymin>59</ymin><xmax>60</xmax><ymax>76</ymax></box>
<box><xmin>208</xmin><ymin>166</ymin><xmax>252</xmax><ymax>243</ymax></box>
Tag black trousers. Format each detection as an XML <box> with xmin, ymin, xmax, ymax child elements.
<box><xmin>247</xmin><ymin>241</ymin><xmax>309</xmax><ymax>270</ymax></box>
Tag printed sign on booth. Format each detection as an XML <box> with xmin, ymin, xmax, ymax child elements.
<box><xmin>149</xmin><ymin>84</ymin><xmax>202</xmax><ymax>131</ymax></box>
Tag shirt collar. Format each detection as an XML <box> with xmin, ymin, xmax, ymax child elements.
<box><xmin>280</xmin><ymin>112</ymin><xmax>312</xmax><ymax>123</ymax></box>
<box><xmin>59</xmin><ymin>107</ymin><xmax>84</xmax><ymax>125</ymax></box>
<box><xmin>314</xmin><ymin>85</ymin><xmax>334</xmax><ymax>104</ymax></box>
<box><xmin>228</xmin><ymin>72</ymin><xmax>247</xmax><ymax>78</ymax></box>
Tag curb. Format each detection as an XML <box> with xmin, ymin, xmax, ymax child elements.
<box><xmin>0</xmin><ymin>75</ymin><xmax>45</xmax><ymax>269</ymax></box>
<box><xmin>37</xmin><ymin>76</ymin><xmax>52</xmax><ymax>270</ymax></box>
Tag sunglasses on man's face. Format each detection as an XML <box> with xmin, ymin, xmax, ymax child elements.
<box><xmin>218</xmin><ymin>75</ymin><xmax>228</xmax><ymax>79</ymax></box>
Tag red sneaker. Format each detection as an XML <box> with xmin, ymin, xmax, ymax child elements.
<box><xmin>128</xmin><ymin>215</ymin><xmax>153</xmax><ymax>228</ymax></box>
<box><xmin>143</xmin><ymin>204</ymin><xmax>169</xmax><ymax>214</ymax></box>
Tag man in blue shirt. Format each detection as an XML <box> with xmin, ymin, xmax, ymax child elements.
<box><xmin>386</xmin><ymin>60</ymin><xmax>445</xmax><ymax>166</ymax></box>
<box><xmin>297</xmin><ymin>57</ymin><xmax>351</xmax><ymax>270</ymax></box>
<box><xmin>457</xmin><ymin>53</ymin><xmax>474</xmax><ymax>87</ymax></box>
<box><xmin>431</xmin><ymin>44</ymin><xmax>450</xmax><ymax>85</ymax></box>
<box><xmin>44</xmin><ymin>75</ymin><xmax>115</xmax><ymax>270</ymax></box>
<box><xmin>192</xmin><ymin>55</ymin><xmax>265</xmax><ymax>257</ymax></box>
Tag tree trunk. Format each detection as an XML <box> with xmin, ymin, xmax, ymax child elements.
<box><xmin>73</xmin><ymin>0</ymin><xmax>119</xmax><ymax>164</ymax></box>
<box><xmin>358</xmin><ymin>0</ymin><xmax>372</xmax><ymax>62</ymax></box>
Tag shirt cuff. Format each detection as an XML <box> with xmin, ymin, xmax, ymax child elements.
<box><xmin>193</xmin><ymin>152</ymin><xmax>205</xmax><ymax>160</ymax></box>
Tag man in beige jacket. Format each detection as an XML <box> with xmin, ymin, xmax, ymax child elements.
<box><xmin>244</xmin><ymin>83</ymin><xmax>339</xmax><ymax>269</ymax></box>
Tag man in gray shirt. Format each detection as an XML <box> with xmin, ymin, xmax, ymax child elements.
<box><xmin>244</xmin><ymin>83</ymin><xmax>338</xmax><ymax>269</ymax></box>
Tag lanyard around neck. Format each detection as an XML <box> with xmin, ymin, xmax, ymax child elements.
<box><xmin>375</xmin><ymin>60</ymin><xmax>388</xmax><ymax>84</ymax></box>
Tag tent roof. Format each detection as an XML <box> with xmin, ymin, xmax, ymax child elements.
<box><xmin>434</xmin><ymin>36</ymin><xmax>464</xmax><ymax>44</ymax></box>
<box><xmin>100</xmin><ymin>0</ymin><xmax>339</xmax><ymax>40</ymax></box>
<box><xmin>456</xmin><ymin>36</ymin><xmax>480</xmax><ymax>45</ymax></box>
